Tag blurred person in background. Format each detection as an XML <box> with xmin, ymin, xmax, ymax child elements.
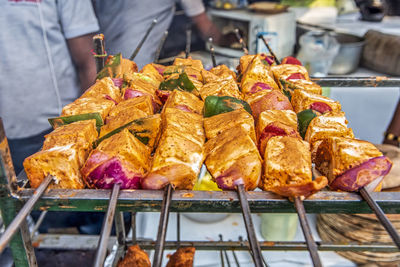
<box><xmin>94</xmin><ymin>0</ymin><xmax>233</xmax><ymax>68</ymax></box>
<box><xmin>0</xmin><ymin>0</ymin><xmax>99</xmax><ymax>175</ymax></box>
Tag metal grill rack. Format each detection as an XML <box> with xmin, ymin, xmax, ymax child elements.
<box><xmin>1</xmin><ymin>75</ymin><xmax>400</xmax><ymax>267</ymax></box>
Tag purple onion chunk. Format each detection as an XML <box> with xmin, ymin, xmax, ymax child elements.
<box><xmin>330</xmin><ymin>156</ymin><xmax>392</xmax><ymax>192</ymax></box>
<box><xmin>112</xmin><ymin>78</ymin><xmax>124</xmax><ymax>88</ymax></box>
<box><xmin>86</xmin><ymin>157</ymin><xmax>142</xmax><ymax>189</ymax></box>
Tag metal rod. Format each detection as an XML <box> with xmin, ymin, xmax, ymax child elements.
<box><xmin>360</xmin><ymin>187</ymin><xmax>400</xmax><ymax>249</ymax></box>
<box><xmin>294</xmin><ymin>197</ymin><xmax>322</xmax><ymax>267</ymax></box>
<box><xmin>0</xmin><ymin>175</ymin><xmax>53</xmax><ymax>254</ymax></box>
<box><xmin>153</xmin><ymin>184</ymin><xmax>173</xmax><ymax>267</ymax></box>
<box><xmin>177</xmin><ymin>212</ymin><xmax>181</xmax><ymax>248</ymax></box>
<box><xmin>220</xmin><ymin>235</ymin><xmax>231</xmax><ymax>267</ymax></box>
<box><xmin>93</xmin><ymin>34</ymin><xmax>106</xmax><ymax>73</ymax></box>
<box><xmin>130</xmin><ymin>19</ymin><xmax>158</xmax><ymax>61</ymax></box>
<box><xmin>30</xmin><ymin>210</ymin><xmax>48</xmax><ymax>239</ymax></box>
<box><xmin>93</xmin><ymin>183</ymin><xmax>121</xmax><ymax>267</ymax></box>
<box><xmin>257</xmin><ymin>34</ymin><xmax>280</xmax><ymax>65</ymax></box>
<box><xmin>131</xmin><ymin>212</ymin><xmax>137</xmax><ymax>244</ymax></box>
<box><xmin>185</xmin><ymin>24</ymin><xmax>192</xmax><ymax>59</ymax></box>
<box><xmin>311</xmin><ymin>76</ymin><xmax>400</xmax><ymax>87</ymax></box>
<box><xmin>234</xmin><ymin>29</ymin><xmax>248</xmax><ymax>55</ymax></box>
<box><xmin>237</xmin><ymin>184</ymin><xmax>264</xmax><ymax>267</ymax></box>
<box><xmin>219</xmin><ymin>234</ymin><xmax>225</xmax><ymax>267</ymax></box>
<box><xmin>154</xmin><ymin>30</ymin><xmax>169</xmax><ymax>63</ymax></box>
<box><xmin>230</xmin><ymin>239</ymin><xmax>241</xmax><ymax>267</ymax></box>
<box><xmin>114</xmin><ymin>211</ymin><xmax>126</xmax><ymax>246</ymax></box>
<box><xmin>209</xmin><ymin>37</ymin><xmax>217</xmax><ymax>67</ymax></box>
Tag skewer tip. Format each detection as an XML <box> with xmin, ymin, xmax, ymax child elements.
<box><xmin>209</xmin><ymin>37</ymin><xmax>213</xmax><ymax>43</ymax></box>
<box><xmin>153</xmin><ymin>19</ymin><xmax>158</xmax><ymax>24</ymax></box>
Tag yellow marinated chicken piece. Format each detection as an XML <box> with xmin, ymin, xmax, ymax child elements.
<box><xmin>162</xmin><ymin>89</ymin><xmax>204</xmax><ymax>115</ymax></box>
<box><xmin>43</xmin><ymin>120</ymin><xmax>98</xmax><ymax>166</ymax></box>
<box><xmin>256</xmin><ymin>110</ymin><xmax>298</xmax><ymax>139</ymax></box>
<box><xmin>203</xmin><ymin>108</ymin><xmax>256</xmax><ymax>143</ymax></box>
<box><xmin>315</xmin><ymin>136</ymin><xmax>383</xmax><ymax>182</ymax></box>
<box><xmin>205</xmin><ymin>127</ymin><xmax>262</xmax><ymax>191</ymax></box>
<box><xmin>24</xmin><ymin>144</ymin><xmax>84</xmax><ymax>189</ymax></box>
<box><xmin>61</xmin><ymin>97</ymin><xmax>115</xmax><ymax>120</ymax></box>
<box><xmin>291</xmin><ymin>89</ymin><xmax>341</xmax><ymax>114</ymax></box>
<box><xmin>81</xmin><ymin>77</ymin><xmax>121</xmax><ymax>103</ymax></box>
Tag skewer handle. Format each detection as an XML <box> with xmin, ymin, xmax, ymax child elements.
<box><xmin>257</xmin><ymin>34</ymin><xmax>280</xmax><ymax>65</ymax></box>
<box><xmin>154</xmin><ymin>31</ymin><xmax>169</xmax><ymax>63</ymax></box>
<box><xmin>294</xmin><ymin>197</ymin><xmax>322</xmax><ymax>267</ymax></box>
<box><xmin>130</xmin><ymin>19</ymin><xmax>158</xmax><ymax>61</ymax></box>
<box><xmin>234</xmin><ymin>29</ymin><xmax>249</xmax><ymax>55</ymax></box>
<box><xmin>237</xmin><ymin>184</ymin><xmax>264</xmax><ymax>267</ymax></box>
<box><xmin>0</xmin><ymin>175</ymin><xmax>53</xmax><ymax>254</ymax></box>
<box><xmin>209</xmin><ymin>37</ymin><xmax>217</xmax><ymax>68</ymax></box>
<box><xmin>93</xmin><ymin>183</ymin><xmax>121</xmax><ymax>267</ymax></box>
<box><xmin>93</xmin><ymin>34</ymin><xmax>106</xmax><ymax>73</ymax></box>
<box><xmin>153</xmin><ymin>184</ymin><xmax>173</xmax><ymax>267</ymax></box>
<box><xmin>185</xmin><ymin>25</ymin><xmax>192</xmax><ymax>59</ymax></box>
<box><xmin>360</xmin><ymin>187</ymin><xmax>400</xmax><ymax>248</ymax></box>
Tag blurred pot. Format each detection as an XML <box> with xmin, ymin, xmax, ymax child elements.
<box><xmin>329</xmin><ymin>33</ymin><xmax>364</xmax><ymax>75</ymax></box>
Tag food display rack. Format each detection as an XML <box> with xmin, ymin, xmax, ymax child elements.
<box><xmin>1</xmin><ymin>77</ymin><xmax>400</xmax><ymax>267</ymax></box>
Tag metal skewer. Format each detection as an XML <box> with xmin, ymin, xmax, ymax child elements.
<box><xmin>93</xmin><ymin>34</ymin><xmax>106</xmax><ymax>73</ymax></box>
<box><xmin>185</xmin><ymin>24</ymin><xmax>192</xmax><ymax>59</ymax></box>
<box><xmin>219</xmin><ymin>234</ymin><xmax>231</xmax><ymax>267</ymax></box>
<box><xmin>0</xmin><ymin>175</ymin><xmax>53</xmax><ymax>254</ymax></box>
<box><xmin>93</xmin><ymin>183</ymin><xmax>121</xmax><ymax>267</ymax></box>
<box><xmin>234</xmin><ymin>29</ymin><xmax>248</xmax><ymax>55</ymax></box>
<box><xmin>360</xmin><ymin>187</ymin><xmax>400</xmax><ymax>248</ymax></box>
<box><xmin>209</xmin><ymin>37</ymin><xmax>217</xmax><ymax>67</ymax></box>
<box><xmin>219</xmin><ymin>234</ymin><xmax>226</xmax><ymax>267</ymax></box>
<box><xmin>154</xmin><ymin>30</ymin><xmax>169</xmax><ymax>63</ymax></box>
<box><xmin>229</xmin><ymin>239</ymin><xmax>241</xmax><ymax>267</ymax></box>
<box><xmin>237</xmin><ymin>184</ymin><xmax>264</xmax><ymax>267</ymax></box>
<box><xmin>130</xmin><ymin>19</ymin><xmax>158</xmax><ymax>61</ymax></box>
<box><xmin>257</xmin><ymin>34</ymin><xmax>280</xmax><ymax>65</ymax></box>
<box><xmin>294</xmin><ymin>197</ymin><xmax>322</xmax><ymax>267</ymax></box>
<box><xmin>177</xmin><ymin>212</ymin><xmax>181</xmax><ymax>248</ymax></box>
<box><xmin>153</xmin><ymin>184</ymin><xmax>173</xmax><ymax>267</ymax></box>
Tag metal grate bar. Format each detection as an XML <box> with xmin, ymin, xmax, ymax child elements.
<box><xmin>0</xmin><ymin>175</ymin><xmax>53</xmax><ymax>254</ymax></box>
<box><xmin>295</xmin><ymin>197</ymin><xmax>322</xmax><ymax>267</ymax></box>
<box><xmin>93</xmin><ymin>183</ymin><xmax>120</xmax><ymax>267</ymax></box>
<box><xmin>312</xmin><ymin>76</ymin><xmax>400</xmax><ymax>87</ymax></box>
<box><xmin>237</xmin><ymin>184</ymin><xmax>265</xmax><ymax>267</ymax></box>
<box><xmin>360</xmin><ymin>188</ymin><xmax>400</xmax><ymax>249</ymax></box>
<box><xmin>153</xmin><ymin>184</ymin><xmax>173</xmax><ymax>267</ymax></box>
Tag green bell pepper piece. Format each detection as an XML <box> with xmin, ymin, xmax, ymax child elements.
<box><xmin>48</xmin><ymin>113</ymin><xmax>103</xmax><ymax>130</ymax></box>
<box><xmin>203</xmin><ymin>96</ymin><xmax>252</xmax><ymax>118</ymax></box>
<box><xmin>297</xmin><ymin>109</ymin><xmax>318</xmax><ymax>139</ymax></box>
<box><xmin>159</xmin><ymin>72</ymin><xmax>196</xmax><ymax>92</ymax></box>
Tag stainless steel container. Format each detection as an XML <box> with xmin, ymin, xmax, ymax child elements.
<box><xmin>329</xmin><ymin>33</ymin><xmax>365</xmax><ymax>75</ymax></box>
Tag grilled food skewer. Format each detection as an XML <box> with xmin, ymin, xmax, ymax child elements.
<box><xmin>237</xmin><ymin>184</ymin><xmax>264</xmax><ymax>267</ymax></box>
<box><xmin>153</xmin><ymin>184</ymin><xmax>173</xmax><ymax>267</ymax></box>
<box><xmin>209</xmin><ymin>37</ymin><xmax>217</xmax><ymax>67</ymax></box>
<box><xmin>93</xmin><ymin>34</ymin><xmax>106</xmax><ymax>73</ymax></box>
<box><xmin>130</xmin><ymin>19</ymin><xmax>158</xmax><ymax>60</ymax></box>
<box><xmin>0</xmin><ymin>175</ymin><xmax>54</xmax><ymax>254</ymax></box>
<box><xmin>360</xmin><ymin>187</ymin><xmax>400</xmax><ymax>248</ymax></box>
<box><xmin>234</xmin><ymin>28</ymin><xmax>248</xmax><ymax>55</ymax></box>
<box><xmin>93</xmin><ymin>183</ymin><xmax>121</xmax><ymax>267</ymax></box>
<box><xmin>294</xmin><ymin>197</ymin><xmax>322</xmax><ymax>267</ymax></box>
<box><xmin>257</xmin><ymin>34</ymin><xmax>280</xmax><ymax>64</ymax></box>
<box><xmin>154</xmin><ymin>30</ymin><xmax>169</xmax><ymax>63</ymax></box>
